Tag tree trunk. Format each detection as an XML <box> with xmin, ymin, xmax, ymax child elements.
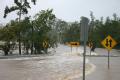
<box><xmin>18</xmin><ymin>32</ymin><xmax>21</xmax><ymax>55</ymax></box>
<box><xmin>31</xmin><ymin>23</ymin><xmax>34</xmax><ymax>54</ymax></box>
<box><xmin>3</xmin><ymin>45</ymin><xmax>9</xmax><ymax>56</ymax></box>
<box><xmin>18</xmin><ymin>0</ymin><xmax>22</xmax><ymax>55</ymax></box>
<box><xmin>4</xmin><ymin>51</ymin><xmax>8</xmax><ymax>56</ymax></box>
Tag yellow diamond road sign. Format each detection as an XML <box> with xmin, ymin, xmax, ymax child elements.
<box><xmin>43</xmin><ymin>41</ymin><xmax>48</xmax><ymax>48</ymax></box>
<box><xmin>101</xmin><ymin>35</ymin><xmax>117</xmax><ymax>50</ymax></box>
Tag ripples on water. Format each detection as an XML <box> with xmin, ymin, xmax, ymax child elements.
<box><xmin>0</xmin><ymin>45</ymin><xmax>92</xmax><ymax>80</ymax></box>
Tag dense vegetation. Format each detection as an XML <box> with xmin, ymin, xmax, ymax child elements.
<box><xmin>0</xmin><ymin>1</ymin><xmax>120</xmax><ymax>55</ymax></box>
<box><xmin>55</xmin><ymin>14</ymin><xmax>120</xmax><ymax>49</ymax></box>
<box><xmin>0</xmin><ymin>9</ymin><xmax>58</xmax><ymax>55</ymax></box>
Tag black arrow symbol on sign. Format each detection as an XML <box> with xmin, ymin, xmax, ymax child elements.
<box><xmin>109</xmin><ymin>39</ymin><xmax>112</xmax><ymax>47</ymax></box>
<box><xmin>105</xmin><ymin>39</ymin><xmax>109</xmax><ymax>47</ymax></box>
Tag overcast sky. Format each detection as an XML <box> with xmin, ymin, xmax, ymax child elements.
<box><xmin>0</xmin><ymin>0</ymin><xmax>120</xmax><ymax>24</ymax></box>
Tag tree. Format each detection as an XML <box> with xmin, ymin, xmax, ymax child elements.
<box><xmin>4</xmin><ymin>0</ymin><xmax>36</xmax><ymax>55</ymax></box>
<box><xmin>63</xmin><ymin>21</ymin><xmax>80</xmax><ymax>43</ymax></box>
<box><xmin>91</xmin><ymin>14</ymin><xmax>120</xmax><ymax>48</ymax></box>
<box><xmin>54</xmin><ymin>19</ymin><xmax>68</xmax><ymax>43</ymax></box>
<box><xmin>18</xmin><ymin>17</ymin><xmax>32</xmax><ymax>54</ymax></box>
<box><xmin>33</xmin><ymin>9</ymin><xmax>56</xmax><ymax>54</ymax></box>
<box><xmin>0</xmin><ymin>24</ymin><xmax>16</xmax><ymax>55</ymax></box>
<box><xmin>89</xmin><ymin>11</ymin><xmax>95</xmax><ymax>42</ymax></box>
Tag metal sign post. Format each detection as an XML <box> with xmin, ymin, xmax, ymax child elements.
<box><xmin>108</xmin><ymin>50</ymin><xmax>110</xmax><ymax>69</ymax></box>
<box><xmin>80</xmin><ymin>17</ymin><xmax>89</xmax><ymax>80</ymax></box>
<box><xmin>101</xmin><ymin>35</ymin><xmax>117</xmax><ymax>69</ymax></box>
<box><xmin>66</xmin><ymin>42</ymin><xmax>80</xmax><ymax>54</ymax></box>
<box><xmin>83</xmin><ymin>36</ymin><xmax>87</xmax><ymax>80</ymax></box>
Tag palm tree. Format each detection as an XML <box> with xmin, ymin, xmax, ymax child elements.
<box><xmin>4</xmin><ymin>0</ymin><xmax>36</xmax><ymax>55</ymax></box>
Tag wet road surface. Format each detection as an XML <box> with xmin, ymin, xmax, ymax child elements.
<box><xmin>85</xmin><ymin>57</ymin><xmax>120</xmax><ymax>80</ymax></box>
<box><xmin>75</xmin><ymin>48</ymin><xmax>120</xmax><ymax>80</ymax></box>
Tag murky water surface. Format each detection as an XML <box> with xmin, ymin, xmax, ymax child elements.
<box><xmin>0</xmin><ymin>45</ymin><xmax>91</xmax><ymax>80</ymax></box>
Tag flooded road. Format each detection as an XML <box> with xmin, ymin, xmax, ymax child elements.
<box><xmin>0</xmin><ymin>45</ymin><xmax>94</xmax><ymax>80</ymax></box>
<box><xmin>85</xmin><ymin>57</ymin><xmax>120</xmax><ymax>80</ymax></box>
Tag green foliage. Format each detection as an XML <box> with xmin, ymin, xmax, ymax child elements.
<box><xmin>1</xmin><ymin>9</ymin><xmax>57</xmax><ymax>54</ymax></box>
<box><xmin>4</xmin><ymin>0</ymin><xmax>36</xmax><ymax>18</ymax></box>
<box><xmin>63</xmin><ymin>22</ymin><xmax>80</xmax><ymax>43</ymax></box>
<box><xmin>2</xmin><ymin>5</ymin><xmax>120</xmax><ymax>56</ymax></box>
<box><xmin>4</xmin><ymin>0</ymin><xmax>37</xmax><ymax>55</ymax></box>
<box><xmin>0</xmin><ymin>24</ymin><xmax>17</xmax><ymax>55</ymax></box>
<box><xmin>0</xmin><ymin>26</ymin><xmax>16</xmax><ymax>41</ymax></box>
<box><xmin>32</xmin><ymin>9</ymin><xmax>56</xmax><ymax>53</ymax></box>
<box><xmin>54</xmin><ymin>19</ymin><xmax>69</xmax><ymax>43</ymax></box>
<box><xmin>90</xmin><ymin>15</ymin><xmax>120</xmax><ymax>48</ymax></box>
